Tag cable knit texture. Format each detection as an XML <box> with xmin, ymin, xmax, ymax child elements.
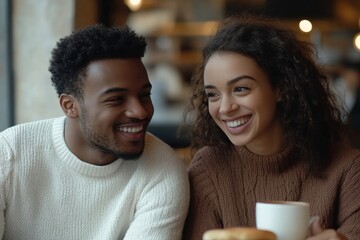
<box><xmin>183</xmin><ymin>145</ymin><xmax>360</xmax><ymax>240</ymax></box>
<box><xmin>0</xmin><ymin>117</ymin><xmax>190</xmax><ymax>240</ymax></box>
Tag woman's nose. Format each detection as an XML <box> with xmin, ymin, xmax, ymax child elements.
<box><xmin>219</xmin><ymin>96</ymin><xmax>238</xmax><ymax>114</ymax></box>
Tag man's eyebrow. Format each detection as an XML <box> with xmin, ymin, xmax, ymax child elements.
<box><xmin>100</xmin><ymin>87</ymin><xmax>127</xmax><ymax>97</ymax></box>
<box><xmin>100</xmin><ymin>83</ymin><xmax>152</xmax><ymax>96</ymax></box>
<box><xmin>204</xmin><ymin>75</ymin><xmax>255</xmax><ymax>89</ymax></box>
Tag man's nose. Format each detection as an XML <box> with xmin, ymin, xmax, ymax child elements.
<box><xmin>125</xmin><ymin>98</ymin><xmax>148</xmax><ymax>119</ymax></box>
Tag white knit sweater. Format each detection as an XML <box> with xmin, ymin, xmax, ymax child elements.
<box><xmin>0</xmin><ymin>117</ymin><xmax>189</xmax><ymax>240</ymax></box>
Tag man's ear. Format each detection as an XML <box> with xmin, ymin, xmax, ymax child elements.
<box><xmin>60</xmin><ymin>94</ymin><xmax>79</xmax><ymax>118</ymax></box>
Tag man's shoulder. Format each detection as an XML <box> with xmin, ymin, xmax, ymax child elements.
<box><xmin>1</xmin><ymin>117</ymin><xmax>60</xmax><ymax>134</ymax></box>
<box><xmin>144</xmin><ymin>132</ymin><xmax>178</xmax><ymax>158</ymax></box>
<box><xmin>141</xmin><ymin>132</ymin><xmax>187</xmax><ymax>171</ymax></box>
<box><xmin>0</xmin><ymin>117</ymin><xmax>63</xmax><ymax>145</ymax></box>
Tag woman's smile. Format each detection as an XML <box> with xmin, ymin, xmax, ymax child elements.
<box><xmin>204</xmin><ymin>51</ymin><xmax>282</xmax><ymax>154</ymax></box>
<box><xmin>225</xmin><ymin>115</ymin><xmax>252</xmax><ymax>128</ymax></box>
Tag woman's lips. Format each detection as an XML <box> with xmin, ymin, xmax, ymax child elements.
<box><xmin>223</xmin><ymin>115</ymin><xmax>252</xmax><ymax>134</ymax></box>
<box><xmin>226</xmin><ymin>115</ymin><xmax>251</xmax><ymax>128</ymax></box>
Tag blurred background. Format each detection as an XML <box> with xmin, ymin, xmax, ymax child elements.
<box><xmin>1</xmin><ymin>0</ymin><xmax>360</xmax><ymax>157</ymax></box>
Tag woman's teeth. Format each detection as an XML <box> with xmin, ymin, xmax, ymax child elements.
<box><xmin>227</xmin><ymin>117</ymin><xmax>249</xmax><ymax>128</ymax></box>
<box><xmin>118</xmin><ymin>126</ymin><xmax>143</xmax><ymax>133</ymax></box>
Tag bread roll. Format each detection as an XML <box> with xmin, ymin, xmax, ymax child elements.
<box><xmin>202</xmin><ymin>227</ymin><xmax>276</xmax><ymax>240</ymax></box>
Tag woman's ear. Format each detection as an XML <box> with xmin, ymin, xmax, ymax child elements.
<box><xmin>60</xmin><ymin>94</ymin><xmax>79</xmax><ymax>118</ymax></box>
<box><xmin>276</xmin><ymin>88</ymin><xmax>282</xmax><ymax>102</ymax></box>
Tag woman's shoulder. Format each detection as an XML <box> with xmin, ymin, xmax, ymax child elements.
<box><xmin>332</xmin><ymin>143</ymin><xmax>360</xmax><ymax>160</ymax></box>
<box><xmin>193</xmin><ymin>145</ymin><xmax>234</xmax><ymax>162</ymax></box>
<box><xmin>329</xmin><ymin>143</ymin><xmax>360</xmax><ymax>171</ymax></box>
<box><xmin>196</xmin><ymin>145</ymin><xmax>229</xmax><ymax>156</ymax></box>
<box><xmin>188</xmin><ymin>145</ymin><xmax>236</xmax><ymax>173</ymax></box>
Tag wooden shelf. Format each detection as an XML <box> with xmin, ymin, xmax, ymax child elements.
<box><xmin>146</xmin><ymin>21</ymin><xmax>218</xmax><ymax>37</ymax></box>
<box><xmin>144</xmin><ymin>50</ymin><xmax>202</xmax><ymax>67</ymax></box>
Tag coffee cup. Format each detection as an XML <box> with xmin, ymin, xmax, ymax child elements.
<box><xmin>256</xmin><ymin>201</ymin><xmax>310</xmax><ymax>240</ymax></box>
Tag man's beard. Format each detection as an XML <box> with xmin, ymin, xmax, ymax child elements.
<box><xmin>79</xmin><ymin>108</ymin><xmax>143</xmax><ymax>161</ymax></box>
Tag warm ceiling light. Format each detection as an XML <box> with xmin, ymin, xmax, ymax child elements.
<box><xmin>354</xmin><ymin>33</ymin><xmax>360</xmax><ymax>51</ymax></box>
<box><xmin>124</xmin><ymin>0</ymin><xmax>142</xmax><ymax>11</ymax></box>
<box><xmin>299</xmin><ymin>20</ymin><xmax>312</xmax><ymax>33</ymax></box>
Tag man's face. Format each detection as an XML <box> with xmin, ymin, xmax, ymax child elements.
<box><xmin>76</xmin><ymin>58</ymin><xmax>154</xmax><ymax>162</ymax></box>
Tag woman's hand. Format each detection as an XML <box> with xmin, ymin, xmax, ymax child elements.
<box><xmin>307</xmin><ymin>216</ymin><xmax>347</xmax><ymax>240</ymax></box>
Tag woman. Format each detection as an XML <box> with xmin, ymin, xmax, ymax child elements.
<box><xmin>183</xmin><ymin>14</ymin><xmax>360</xmax><ymax>240</ymax></box>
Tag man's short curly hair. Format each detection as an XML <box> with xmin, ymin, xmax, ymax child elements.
<box><xmin>49</xmin><ymin>24</ymin><xmax>146</xmax><ymax>98</ymax></box>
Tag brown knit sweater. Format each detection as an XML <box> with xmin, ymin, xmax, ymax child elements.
<box><xmin>182</xmin><ymin>144</ymin><xmax>360</xmax><ymax>240</ymax></box>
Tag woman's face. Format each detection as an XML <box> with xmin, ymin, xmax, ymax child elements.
<box><xmin>204</xmin><ymin>51</ymin><xmax>283</xmax><ymax>155</ymax></box>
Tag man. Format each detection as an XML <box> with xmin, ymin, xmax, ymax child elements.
<box><xmin>0</xmin><ymin>24</ymin><xmax>189</xmax><ymax>239</ymax></box>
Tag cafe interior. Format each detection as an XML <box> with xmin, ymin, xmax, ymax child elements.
<box><xmin>1</xmin><ymin>0</ymin><xmax>360</xmax><ymax>163</ymax></box>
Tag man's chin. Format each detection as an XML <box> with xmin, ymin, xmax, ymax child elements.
<box><xmin>118</xmin><ymin>151</ymin><xmax>143</xmax><ymax>161</ymax></box>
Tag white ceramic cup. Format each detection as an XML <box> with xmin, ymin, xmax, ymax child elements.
<box><xmin>256</xmin><ymin>201</ymin><xmax>310</xmax><ymax>240</ymax></box>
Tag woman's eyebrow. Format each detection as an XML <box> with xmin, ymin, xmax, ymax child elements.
<box><xmin>227</xmin><ymin>75</ymin><xmax>255</xmax><ymax>86</ymax></box>
<box><xmin>204</xmin><ymin>75</ymin><xmax>256</xmax><ymax>89</ymax></box>
<box><xmin>204</xmin><ymin>85</ymin><xmax>216</xmax><ymax>90</ymax></box>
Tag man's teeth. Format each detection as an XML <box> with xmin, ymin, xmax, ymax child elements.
<box><xmin>227</xmin><ymin>118</ymin><xmax>249</xmax><ymax>128</ymax></box>
<box><xmin>119</xmin><ymin>126</ymin><xmax>143</xmax><ymax>133</ymax></box>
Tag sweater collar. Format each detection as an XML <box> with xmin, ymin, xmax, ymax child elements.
<box><xmin>234</xmin><ymin>145</ymin><xmax>298</xmax><ymax>174</ymax></box>
<box><xmin>52</xmin><ymin>117</ymin><xmax>124</xmax><ymax>177</ymax></box>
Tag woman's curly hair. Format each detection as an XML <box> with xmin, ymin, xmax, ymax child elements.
<box><xmin>49</xmin><ymin>24</ymin><xmax>146</xmax><ymax>98</ymax></box>
<box><xmin>185</xmin><ymin>14</ymin><xmax>346</xmax><ymax>175</ymax></box>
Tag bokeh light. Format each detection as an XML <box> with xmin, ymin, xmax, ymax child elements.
<box><xmin>299</xmin><ymin>20</ymin><xmax>312</xmax><ymax>33</ymax></box>
<box><xmin>353</xmin><ymin>33</ymin><xmax>360</xmax><ymax>51</ymax></box>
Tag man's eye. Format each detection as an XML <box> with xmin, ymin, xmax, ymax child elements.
<box><xmin>108</xmin><ymin>96</ymin><xmax>124</xmax><ymax>102</ymax></box>
<box><xmin>141</xmin><ymin>92</ymin><xmax>151</xmax><ymax>99</ymax></box>
<box><xmin>142</xmin><ymin>92</ymin><xmax>151</xmax><ymax>97</ymax></box>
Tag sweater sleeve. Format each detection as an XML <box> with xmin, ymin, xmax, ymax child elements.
<box><xmin>337</xmin><ymin>153</ymin><xmax>360</xmax><ymax>238</ymax></box>
<box><xmin>123</xmin><ymin>153</ymin><xmax>190</xmax><ymax>240</ymax></box>
<box><xmin>183</xmin><ymin>152</ymin><xmax>222</xmax><ymax>240</ymax></box>
<box><xmin>0</xmin><ymin>134</ymin><xmax>13</xmax><ymax>238</ymax></box>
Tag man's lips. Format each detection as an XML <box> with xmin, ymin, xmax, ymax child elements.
<box><xmin>115</xmin><ymin>123</ymin><xmax>147</xmax><ymax>141</ymax></box>
<box><xmin>117</xmin><ymin>125</ymin><xmax>144</xmax><ymax>133</ymax></box>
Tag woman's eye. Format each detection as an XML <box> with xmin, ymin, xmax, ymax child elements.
<box><xmin>205</xmin><ymin>92</ymin><xmax>217</xmax><ymax>98</ymax></box>
<box><xmin>234</xmin><ymin>86</ymin><xmax>249</xmax><ymax>93</ymax></box>
<box><xmin>205</xmin><ymin>92</ymin><xmax>220</xmax><ymax>102</ymax></box>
